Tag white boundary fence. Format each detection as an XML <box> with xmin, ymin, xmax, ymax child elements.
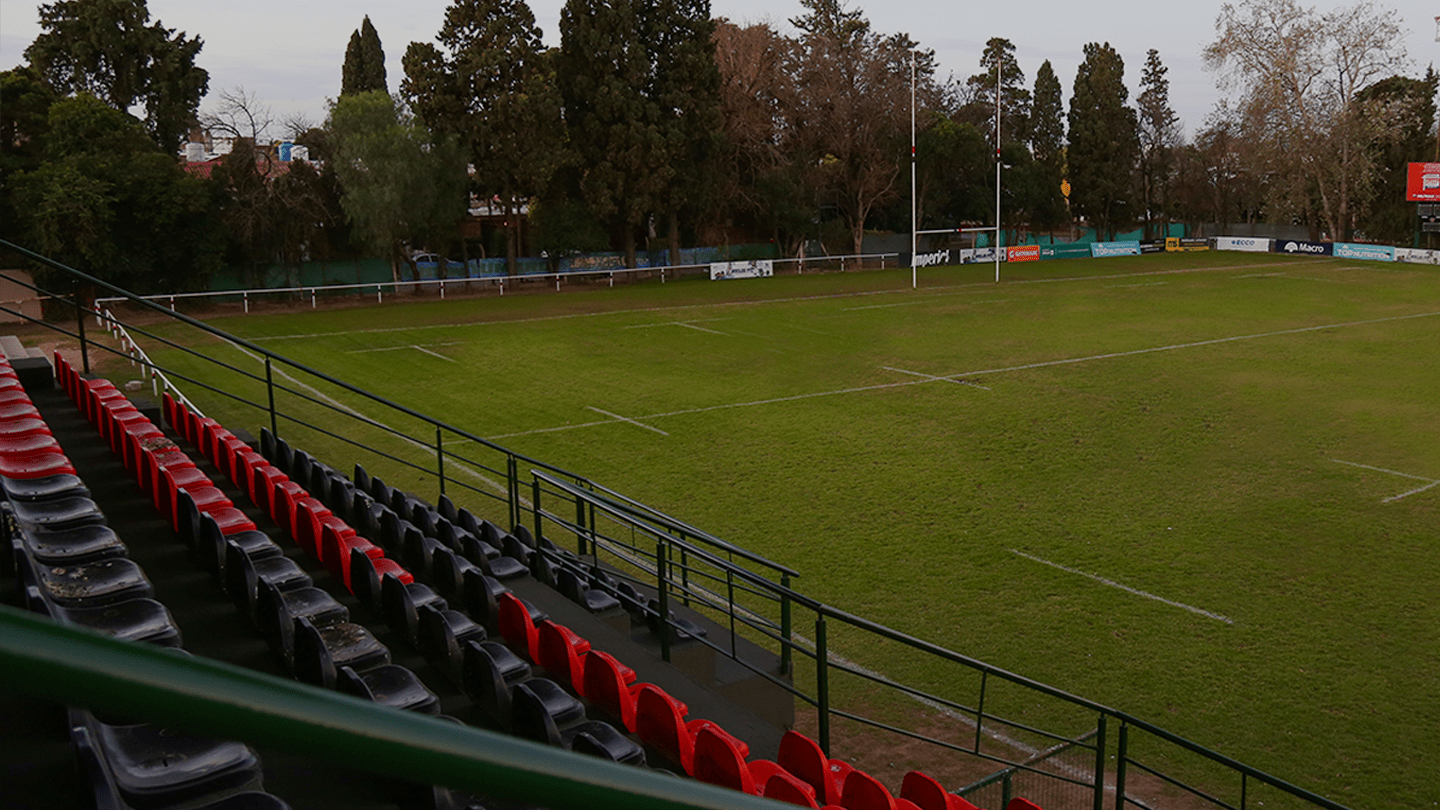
<box><xmin>93</xmin><ymin>303</ymin><xmax>204</xmax><ymax>417</ymax></box>
<box><xmin>95</xmin><ymin>253</ymin><xmax>898</xmax><ymax>313</ymax></box>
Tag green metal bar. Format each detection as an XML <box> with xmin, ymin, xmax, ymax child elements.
<box><xmin>779</xmin><ymin>574</ymin><xmax>793</xmax><ymax>676</ymax></box>
<box><xmin>816</xmin><ymin>615</ymin><xmax>830</xmax><ymax>755</ymax></box>
<box><xmin>727</xmin><ymin>570</ymin><xmax>737</xmax><ymax>659</ymax></box>
<box><xmin>0</xmin><ymin>605</ymin><xmax>788</xmax><ymax>810</ymax></box>
<box><xmin>576</xmin><ymin>494</ymin><xmax>588</xmax><ymax>556</ymax></box>
<box><xmin>974</xmin><ymin>670</ymin><xmax>988</xmax><ymax>754</ymax></box>
<box><xmin>1115</xmin><ymin>723</ymin><xmax>1128</xmax><ymax>810</ymax></box>
<box><xmin>1093</xmin><ymin>713</ymin><xmax>1107</xmax><ymax>810</ymax></box>
<box><xmin>1001</xmin><ymin>771</ymin><xmax>1013</xmax><ymax>810</ymax></box>
<box><xmin>531</xmin><ymin>476</ymin><xmax>545</xmax><ymax>578</ymax></box>
<box><xmin>508</xmin><ymin>455</ymin><xmax>520</xmax><ymax>530</ymax></box>
<box><xmin>436</xmin><ymin>426</ymin><xmax>446</xmax><ymax>497</ymax></box>
<box><xmin>265</xmin><ymin>356</ymin><xmax>277</xmax><ymax>439</ymax></box>
<box><xmin>657</xmin><ymin>537</ymin><xmax>671</xmax><ymax>664</ymax></box>
<box><xmin>76</xmin><ymin>281</ymin><xmax>90</xmax><ymax>374</ymax></box>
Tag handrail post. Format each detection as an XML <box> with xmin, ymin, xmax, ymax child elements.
<box><xmin>1001</xmin><ymin>772</ymin><xmax>1013</xmax><ymax>810</ymax></box>
<box><xmin>780</xmin><ymin>574</ymin><xmax>793</xmax><ymax>676</ymax></box>
<box><xmin>575</xmin><ymin>496</ymin><xmax>587</xmax><ymax>556</ymax></box>
<box><xmin>530</xmin><ymin>476</ymin><xmax>544</xmax><ymax>578</ymax></box>
<box><xmin>1115</xmin><ymin>722</ymin><xmax>1128</xmax><ymax>810</ymax></box>
<box><xmin>74</xmin><ymin>280</ymin><xmax>90</xmax><ymax>374</ymax></box>
<box><xmin>657</xmin><ymin>537</ymin><xmax>670</xmax><ymax>664</ymax></box>
<box><xmin>816</xmin><ymin>615</ymin><xmax>830</xmax><ymax>755</ymax></box>
<box><xmin>507</xmin><ymin>456</ymin><xmax>520</xmax><ymax>530</ymax></box>
<box><xmin>974</xmin><ymin>671</ymin><xmax>988</xmax><ymax>753</ymax></box>
<box><xmin>1093</xmin><ymin>714</ymin><xmax>1107</xmax><ymax>810</ymax></box>
<box><xmin>265</xmin><ymin>356</ymin><xmax>278</xmax><ymax>439</ymax></box>
<box><xmin>436</xmin><ymin>426</ymin><xmax>446</xmax><ymax>496</ymax></box>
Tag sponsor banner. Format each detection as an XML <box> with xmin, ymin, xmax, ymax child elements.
<box><xmin>1395</xmin><ymin>248</ymin><xmax>1440</xmax><ymax>265</ymax></box>
<box><xmin>1215</xmin><ymin>236</ymin><xmax>1272</xmax><ymax>252</ymax></box>
<box><xmin>1406</xmin><ymin>162</ymin><xmax>1440</xmax><ymax>202</ymax></box>
<box><xmin>1090</xmin><ymin>241</ymin><xmax>1141</xmax><ymax>258</ymax></box>
<box><xmin>1039</xmin><ymin>244</ymin><xmax>1093</xmax><ymax>260</ymax></box>
<box><xmin>962</xmin><ymin>247</ymin><xmax>1000</xmax><ymax>264</ymax></box>
<box><xmin>709</xmin><ymin>259</ymin><xmax>773</xmax><ymax>280</ymax></box>
<box><xmin>1274</xmin><ymin>239</ymin><xmax>1333</xmax><ymax>256</ymax></box>
<box><xmin>1178</xmin><ymin>237</ymin><xmax>1210</xmax><ymax>251</ymax></box>
<box><xmin>1333</xmin><ymin>242</ymin><xmax>1395</xmax><ymax>262</ymax></box>
<box><xmin>1007</xmin><ymin>245</ymin><xmax>1040</xmax><ymax>262</ymax></box>
<box><xmin>910</xmin><ymin>249</ymin><xmax>954</xmax><ymax>268</ymax></box>
<box><xmin>1140</xmin><ymin>241</ymin><xmax>1165</xmax><ymax>254</ymax></box>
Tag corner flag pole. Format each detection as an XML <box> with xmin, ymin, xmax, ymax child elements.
<box><xmin>994</xmin><ymin>50</ymin><xmax>1002</xmax><ymax>283</ymax></box>
<box><xmin>911</xmin><ymin>50</ymin><xmax>918</xmax><ymax>290</ymax></box>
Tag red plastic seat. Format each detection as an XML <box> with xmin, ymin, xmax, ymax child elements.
<box><xmin>0</xmin><ymin>402</ymin><xmax>43</xmax><ymax>421</ymax></box>
<box><xmin>0</xmin><ymin>433</ymin><xmax>62</xmax><ymax>456</ymax></box>
<box><xmin>841</xmin><ymin>769</ymin><xmax>923</xmax><ymax>810</ymax></box>
<box><xmin>1006</xmin><ymin>800</ymin><xmax>1045</xmax><ymax>810</ymax></box>
<box><xmin>764</xmin><ymin>771</ymin><xmax>821</xmax><ymax>808</ymax></box>
<box><xmin>0</xmin><ymin>450</ymin><xmax>76</xmax><ymax>479</ymax></box>
<box><xmin>693</xmin><ymin>725</ymin><xmax>788</xmax><ymax>796</ymax></box>
<box><xmin>581</xmin><ymin>649</ymin><xmax>642</xmax><ymax>731</ymax></box>
<box><xmin>0</xmin><ymin>387</ymin><xmax>33</xmax><ymax>405</ymax></box>
<box><xmin>778</xmin><ymin>730</ymin><xmax>855</xmax><ymax>807</ymax></box>
<box><xmin>534</xmin><ymin>620</ymin><xmax>593</xmax><ymax>691</ymax></box>
<box><xmin>631</xmin><ymin>683</ymin><xmax>740</xmax><ymax>775</ymax></box>
<box><xmin>291</xmin><ymin>497</ymin><xmax>341</xmax><ymax>556</ymax></box>
<box><xmin>250</xmin><ymin>465</ymin><xmax>289</xmax><ymax>510</ymax></box>
<box><xmin>319</xmin><ymin>522</ymin><xmax>381</xmax><ymax>589</ymax></box>
<box><xmin>0</xmin><ymin>416</ymin><xmax>51</xmax><ymax>439</ymax></box>
<box><xmin>497</xmin><ymin>591</ymin><xmax>543</xmax><ymax>662</ymax></box>
<box><xmin>901</xmin><ymin>771</ymin><xmax>980</xmax><ymax>810</ymax></box>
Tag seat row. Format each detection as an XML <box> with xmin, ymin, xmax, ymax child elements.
<box><xmin>5</xmin><ymin>354</ymin><xmax>290</xmax><ymax>810</ymax></box>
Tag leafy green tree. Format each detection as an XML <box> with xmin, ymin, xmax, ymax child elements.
<box><xmin>24</xmin><ymin>0</ymin><xmax>208</xmax><ymax>151</ymax></box>
<box><xmin>914</xmin><ymin>113</ymin><xmax>991</xmax><ymax>227</ymax></box>
<box><xmin>1137</xmin><ymin>49</ymin><xmax>1180</xmax><ymax>239</ymax></box>
<box><xmin>1029</xmin><ymin>59</ymin><xmax>1069</xmax><ymax>235</ymax></box>
<box><xmin>326</xmin><ymin>91</ymin><xmax>468</xmax><ymax>281</ymax></box>
<box><xmin>1068</xmin><ymin>42</ymin><xmax>1138</xmax><ymax>240</ymax></box>
<box><xmin>11</xmin><ymin>93</ymin><xmax>222</xmax><ymax>291</ymax></box>
<box><xmin>402</xmin><ymin>0</ymin><xmax>562</xmax><ymax>275</ymax></box>
<box><xmin>556</xmin><ymin>0</ymin><xmax>669</xmax><ymax>266</ymax></box>
<box><xmin>0</xmin><ymin>67</ymin><xmax>60</xmax><ymax>243</ymax></box>
<box><xmin>342</xmin><ymin>16</ymin><xmax>388</xmax><ymax>96</ymax></box>
<box><xmin>960</xmin><ymin>37</ymin><xmax>1030</xmax><ymax>147</ymax></box>
<box><xmin>1356</xmin><ymin>70</ymin><xmax>1438</xmax><ymax>245</ymax></box>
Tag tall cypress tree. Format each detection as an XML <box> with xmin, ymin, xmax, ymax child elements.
<box><xmin>1067</xmin><ymin>42</ymin><xmax>1137</xmax><ymax>241</ymax></box>
<box><xmin>341</xmin><ymin>16</ymin><xmax>387</xmax><ymax>96</ymax></box>
<box><xmin>1137</xmin><ymin>49</ymin><xmax>1179</xmax><ymax>239</ymax></box>
<box><xmin>1029</xmin><ymin>59</ymin><xmax>1068</xmax><ymax>235</ymax></box>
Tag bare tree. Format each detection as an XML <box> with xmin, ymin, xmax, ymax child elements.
<box><xmin>1205</xmin><ymin>0</ymin><xmax>1410</xmax><ymax>239</ymax></box>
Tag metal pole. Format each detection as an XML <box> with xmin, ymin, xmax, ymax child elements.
<box><xmin>911</xmin><ymin>50</ymin><xmax>918</xmax><ymax>290</ymax></box>
<box><xmin>436</xmin><ymin>426</ymin><xmax>446</xmax><ymax>497</ymax></box>
<box><xmin>779</xmin><ymin>573</ymin><xmax>793</xmax><ymax>676</ymax></box>
<box><xmin>1115</xmin><ymin>723</ymin><xmax>1128</xmax><ymax>810</ymax></box>
<box><xmin>266</xmin><ymin>356</ymin><xmax>278</xmax><ymax>439</ymax></box>
<box><xmin>1093</xmin><ymin>714</ymin><xmax>1108</xmax><ymax>810</ymax></box>
<box><xmin>74</xmin><ymin>281</ymin><xmax>90</xmax><ymax>374</ymax></box>
<box><xmin>816</xmin><ymin>616</ymin><xmax>830</xmax><ymax>755</ymax></box>
<box><xmin>995</xmin><ymin>50</ymin><xmax>1002</xmax><ymax>284</ymax></box>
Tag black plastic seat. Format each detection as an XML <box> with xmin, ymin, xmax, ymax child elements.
<box><xmin>436</xmin><ymin>493</ymin><xmax>458</xmax><ymax>523</ymax></box>
<box><xmin>287</xmin><ymin>614</ymin><xmax>390</xmax><ymax>680</ymax></box>
<box><xmin>336</xmin><ymin>663</ymin><xmax>443</xmax><ymax>715</ymax></box>
<box><xmin>509</xmin><ymin>678</ymin><xmax>589</xmax><ymax>743</ymax></box>
<box><xmin>381</xmin><ymin>573</ymin><xmax>446</xmax><ymax>643</ymax></box>
<box><xmin>85</xmin><ymin>716</ymin><xmax>263</xmax><ymax>807</ymax></box>
<box><xmin>352</xmin><ymin>463</ymin><xmax>371</xmax><ymax>497</ymax></box>
<box><xmin>255</xmin><ymin>578</ymin><xmax>349</xmax><ymax>660</ymax></box>
<box><xmin>645</xmin><ymin>598</ymin><xmax>708</xmax><ymax>641</ymax></box>
<box><xmin>24</xmin><ymin>555</ymin><xmax>154</xmax><ymax>608</ymax></box>
<box><xmin>570</xmin><ymin>722</ymin><xmax>648</xmax><ymax>766</ymax></box>
<box><xmin>460</xmin><ymin>568</ymin><xmax>507</xmax><ymax>626</ymax></box>
<box><xmin>18</xmin><ymin>522</ymin><xmax>127</xmax><ymax>565</ymax></box>
<box><xmin>557</xmin><ymin>567</ymin><xmax>622</xmax><ymax>614</ymax></box>
<box><xmin>9</xmin><ymin>494</ymin><xmax>107</xmax><ymax>533</ymax></box>
<box><xmin>200</xmin><ymin>515</ymin><xmax>282</xmax><ymax>578</ymax></box>
<box><xmin>31</xmin><ymin>587</ymin><xmax>182</xmax><ymax>648</ymax></box>
<box><xmin>1</xmin><ymin>472</ymin><xmax>89</xmax><ymax>502</ymax></box>
<box><xmin>403</xmin><ymin>528</ymin><xmax>446</xmax><ymax>577</ymax></box>
<box><xmin>430</xmin><ymin>546</ymin><xmax>480</xmax><ymax>596</ymax></box>
<box><xmin>460</xmin><ymin>639</ymin><xmax>531</xmax><ymax>730</ymax></box>
<box><xmin>224</xmin><ymin>540</ymin><xmax>313</xmax><ymax>619</ymax></box>
<box><xmin>417</xmin><ymin>602</ymin><xmax>486</xmax><ymax>676</ymax></box>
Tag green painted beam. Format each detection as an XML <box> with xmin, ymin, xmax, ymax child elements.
<box><xmin>0</xmin><ymin>605</ymin><xmax>786</xmax><ymax>810</ymax></box>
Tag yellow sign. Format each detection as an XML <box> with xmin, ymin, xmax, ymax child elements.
<box><xmin>1060</xmin><ymin>179</ymin><xmax>1071</xmax><ymax>198</ymax></box>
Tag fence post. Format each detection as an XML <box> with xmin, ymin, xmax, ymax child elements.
<box><xmin>530</xmin><ymin>477</ymin><xmax>544</xmax><ymax>579</ymax></box>
<box><xmin>974</xmin><ymin>671</ymin><xmax>989</xmax><ymax>753</ymax></box>
<box><xmin>74</xmin><ymin>282</ymin><xmax>90</xmax><ymax>374</ymax></box>
<box><xmin>656</xmin><ymin>537</ymin><xmax>670</xmax><ymax>664</ymax></box>
<box><xmin>507</xmin><ymin>456</ymin><xmax>520</xmax><ymax>530</ymax></box>
<box><xmin>574</xmin><ymin>496</ymin><xmax>587</xmax><ymax>556</ymax></box>
<box><xmin>1114</xmin><ymin>723</ymin><xmax>1128</xmax><ymax>810</ymax></box>
<box><xmin>435</xmin><ymin>426</ymin><xmax>445</xmax><ymax>497</ymax></box>
<box><xmin>265</xmin><ymin>357</ymin><xmax>278</xmax><ymax>439</ymax></box>
<box><xmin>1001</xmin><ymin>772</ymin><xmax>1013</xmax><ymax>810</ymax></box>
<box><xmin>777</xmin><ymin>578</ymin><xmax>794</xmax><ymax>676</ymax></box>
<box><xmin>816</xmin><ymin>615</ymin><xmax>830</xmax><ymax>755</ymax></box>
<box><xmin>1093</xmin><ymin>714</ymin><xmax>1107</xmax><ymax>810</ymax></box>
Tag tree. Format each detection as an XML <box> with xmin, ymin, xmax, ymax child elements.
<box><xmin>10</xmin><ymin>93</ymin><xmax>222</xmax><ymax>291</ymax></box>
<box><xmin>785</xmin><ymin>0</ymin><xmax>935</xmax><ymax>256</ymax></box>
<box><xmin>959</xmin><ymin>38</ymin><xmax>1030</xmax><ymax>148</ymax></box>
<box><xmin>0</xmin><ymin>67</ymin><xmax>60</xmax><ymax>243</ymax></box>
<box><xmin>1067</xmin><ymin>42</ymin><xmax>1138</xmax><ymax>240</ymax></box>
<box><xmin>1355</xmin><ymin>70</ymin><xmax>1437</xmax><ymax>244</ymax></box>
<box><xmin>342</xmin><ymin>16</ymin><xmax>388</xmax><ymax>96</ymax></box>
<box><xmin>1137</xmin><ymin>49</ymin><xmax>1180</xmax><ymax>239</ymax></box>
<box><xmin>1204</xmin><ymin>0</ymin><xmax>1409</xmax><ymax>239</ymax></box>
<box><xmin>24</xmin><ymin>0</ymin><xmax>208</xmax><ymax>151</ymax></box>
<box><xmin>1029</xmin><ymin>60</ymin><xmax>1069</xmax><ymax>235</ymax></box>
<box><xmin>556</xmin><ymin>0</ymin><xmax>670</xmax><ymax>266</ymax></box>
<box><xmin>402</xmin><ymin>0</ymin><xmax>562</xmax><ymax>275</ymax></box>
<box><xmin>326</xmin><ymin>91</ymin><xmax>468</xmax><ymax>280</ymax></box>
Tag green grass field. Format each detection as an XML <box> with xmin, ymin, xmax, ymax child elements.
<box><xmin>147</xmin><ymin>251</ymin><xmax>1440</xmax><ymax>810</ymax></box>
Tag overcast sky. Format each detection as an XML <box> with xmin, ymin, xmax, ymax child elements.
<box><xmin>3</xmin><ymin>0</ymin><xmax>1440</xmax><ymax>143</ymax></box>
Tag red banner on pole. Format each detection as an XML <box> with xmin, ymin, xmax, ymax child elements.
<box><xmin>1406</xmin><ymin>163</ymin><xmax>1440</xmax><ymax>201</ymax></box>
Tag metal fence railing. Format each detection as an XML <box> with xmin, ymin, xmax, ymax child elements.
<box><xmin>0</xmin><ymin>237</ymin><xmax>1351</xmax><ymax>810</ymax></box>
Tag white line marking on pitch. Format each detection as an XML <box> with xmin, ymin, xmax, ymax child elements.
<box><xmin>411</xmin><ymin>345</ymin><xmax>457</xmax><ymax>362</ymax></box>
<box><xmin>586</xmin><ymin>407</ymin><xmax>670</xmax><ymax>436</ymax></box>
<box><xmin>1331</xmin><ymin>459</ymin><xmax>1440</xmax><ymax>503</ymax></box>
<box><xmin>883</xmin><ymin>366</ymin><xmax>991</xmax><ymax>390</ymax></box>
<box><xmin>1011</xmin><ymin>549</ymin><xmax>1233</xmax><ymax>625</ymax></box>
<box><xmin>345</xmin><ymin>342</ymin><xmax>463</xmax><ymax>354</ymax></box>
<box><xmin>1106</xmin><ymin>281</ymin><xmax>1168</xmax><ymax>288</ymax></box>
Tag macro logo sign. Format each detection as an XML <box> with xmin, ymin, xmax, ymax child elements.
<box><xmin>912</xmin><ymin>250</ymin><xmax>952</xmax><ymax>268</ymax></box>
<box><xmin>1277</xmin><ymin>240</ymin><xmax>1332</xmax><ymax>256</ymax></box>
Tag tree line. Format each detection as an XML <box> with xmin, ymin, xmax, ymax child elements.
<box><xmin>0</xmin><ymin>0</ymin><xmax>1434</xmax><ymax>292</ymax></box>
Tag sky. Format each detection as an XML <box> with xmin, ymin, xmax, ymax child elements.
<box><xmin>2</xmin><ymin>0</ymin><xmax>1440</xmax><ymax>143</ymax></box>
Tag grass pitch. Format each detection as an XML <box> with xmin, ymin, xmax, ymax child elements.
<box><xmin>151</xmin><ymin>251</ymin><xmax>1440</xmax><ymax>810</ymax></box>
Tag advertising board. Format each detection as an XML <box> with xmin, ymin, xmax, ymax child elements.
<box><xmin>1333</xmin><ymin>243</ymin><xmax>1394</xmax><ymax>262</ymax></box>
<box><xmin>709</xmin><ymin>259</ymin><xmax>774</xmax><ymax>280</ymax></box>
<box><xmin>1406</xmin><ymin>162</ymin><xmax>1440</xmax><ymax>202</ymax></box>
<box><xmin>1090</xmin><ymin>241</ymin><xmax>1141</xmax><ymax>257</ymax></box>
<box><xmin>1039</xmin><ymin>244</ymin><xmax>1093</xmax><ymax>260</ymax></box>
<box><xmin>1214</xmin><ymin>237</ymin><xmax>1272</xmax><ymax>252</ymax></box>
<box><xmin>1007</xmin><ymin>245</ymin><xmax>1040</xmax><ymax>262</ymax></box>
<box><xmin>1395</xmin><ymin>248</ymin><xmax>1440</xmax><ymax>265</ymax></box>
<box><xmin>1274</xmin><ymin>240</ymin><xmax>1332</xmax><ymax>256</ymax></box>
<box><xmin>910</xmin><ymin>249</ymin><xmax>954</xmax><ymax>268</ymax></box>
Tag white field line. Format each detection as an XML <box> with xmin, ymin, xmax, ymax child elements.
<box><xmin>845</xmin><ymin>300</ymin><xmax>931</xmax><ymax>311</ymax></box>
<box><xmin>585</xmin><ymin>407</ymin><xmax>670</xmax><ymax>436</ymax></box>
<box><xmin>1237</xmin><ymin>273</ymin><xmax>1287</xmax><ymax>279</ymax></box>
<box><xmin>345</xmin><ymin>342</ymin><xmax>463</xmax><ymax>354</ymax></box>
<box><xmin>883</xmin><ymin>366</ymin><xmax>991</xmax><ymax>391</ymax></box>
<box><xmin>411</xmin><ymin>345</ymin><xmax>457</xmax><ymax>362</ymax></box>
<box><xmin>1106</xmin><ymin>281</ymin><xmax>1168</xmax><ymax>289</ymax></box>
<box><xmin>245</xmin><ymin>258</ymin><xmax>1317</xmax><ymax>342</ymax></box>
<box><xmin>1331</xmin><ymin>459</ymin><xmax>1440</xmax><ymax>503</ymax></box>
<box><xmin>1011</xmin><ymin>549</ymin><xmax>1234</xmax><ymax>625</ymax></box>
<box><xmin>621</xmin><ymin>318</ymin><xmax>730</xmax><ymax>331</ymax></box>
<box><xmin>484</xmin><ymin>308</ymin><xmax>1440</xmax><ymax>441</ymax></box>
<box><xmin>225</xmin><ymin>340</ymin><xmax>516</xmax><ymax>503</ymax></box>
